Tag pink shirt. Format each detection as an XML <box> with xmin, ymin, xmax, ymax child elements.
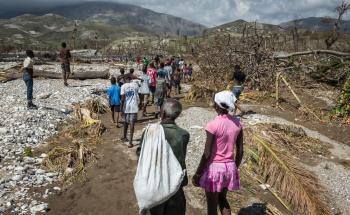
<box><xmin>205</xmin><ymin>114</ymin><xmax>242</xmax><ymax>163</ymax></box>
<box><xmin>147</xmin><ymin>68</ymin><xmax>157</xmax><ymax>87</ymax></box>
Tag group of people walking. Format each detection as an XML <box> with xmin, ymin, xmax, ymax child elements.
<box><xmin>129</xmin><ymin>60</ymin><xmax>246</xmax><ymax>215</ymax></box>
<box><xmin>106</xmin><ymin>55</ymin><xmax>193</xmax><ymax>148</ymax></box>
<box><xmin>20</xmin><ymin>43</ymin><xmax>246</xmax><ymax>215</ymax></box>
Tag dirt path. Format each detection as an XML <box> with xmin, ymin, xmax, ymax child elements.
<box><xmin>46</xmin><ymin>111</ymin><xmax>203</xmax><ymax>215</ymax></box>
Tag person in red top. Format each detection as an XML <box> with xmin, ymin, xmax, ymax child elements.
<box><xmin>136</xmin><ymin>56</ymin><xmax>141</xmax><ymax>69</ymax></box>
<box><xmin>147</xmin><ymin>62</ymin><xmax>157</xmax><ymax>103</ymax></box>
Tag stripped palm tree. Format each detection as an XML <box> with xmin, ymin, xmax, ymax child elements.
<box><xmin>254</xmin><ymin>136</ymin><xmax>331</xmax><ymax>215</ymax></box>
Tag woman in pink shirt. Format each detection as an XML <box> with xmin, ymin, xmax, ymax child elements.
<box><xmin>147</xmin><ymin>62</ymin><xmax>157</xmax><ymax>103</ymax></box>
<box><xmin>193</xmin><ymin>91</ymin><xmax>243</xmax><ymax>215</ymax></box>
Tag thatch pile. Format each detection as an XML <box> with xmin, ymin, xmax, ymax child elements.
<box><xmin>42</xmin><ymin>98</ymin><xmax>109</xmax><ymax>186</ymax></box>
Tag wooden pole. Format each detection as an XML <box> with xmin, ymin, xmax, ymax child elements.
<box><xmin>276</xmin><ymin>72</ymin><xmax>281</xmax><ymax>106</ymax></box>
<box><xmin>280</xmin><ymin>75</ymin><xmax>302</xmax><ymax>105</ymax></box>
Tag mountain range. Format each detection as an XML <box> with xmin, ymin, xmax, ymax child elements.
<box><xmin>280</xmin><ymin>17</ymin><xmax>350</xmax><ymax>32</ymax></box>
<box><xmin>210</xmin><ymin>17</ymin><xmax>350</xmax><ymax>35</ymax></box>
<box><xmin>1</xmin><ymin>1</ymin><xmax>349</xmax><ymax>50</ymax></box>
<box><xmin>0</xmin><ymin>1</ymin><xmax>205</xmax><ymax>37</ymax></box>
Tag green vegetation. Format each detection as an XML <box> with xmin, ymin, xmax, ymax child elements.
<box><xmin>335</xmin><ymin>75</ymin><xmax>350</xmax><ymax>116</ymax></box>
<box><xmin>23</xmin><ymin>146</ymin><xmax>33</xmax><ymax>157</ymax></box>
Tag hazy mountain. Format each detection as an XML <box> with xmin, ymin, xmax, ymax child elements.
<box><xmin>0</xmin><ymin>13</ymin><xmax>152</xmax><ymax>49</ymax></box>
<box><xmin>0</xmin><ymin>1</ymin><xmax>205</xmax><ymax>36</ymax></box>
<box><xmin>279</xmin><ymin>17</ymin><xmax>350</xmax><ymax>32</ymax></box>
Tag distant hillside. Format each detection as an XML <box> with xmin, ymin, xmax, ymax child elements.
<box><xmin>209</xmin><ymin>19</ymin><xmax>285</xmax><ymax>35</ymax></box>
<box><xmin>279</xmin><ymin>17</ymin><xmax>350</xmax><ymax>32</ymax></box>
<box><xmin>0</xmin><ymin>14</ymin><xmax>153</xmax><ymax>49</ymax></box>
<box><xmin>0</xmin><ymin>1</ymin><xmax>205</xmax><ymax>37</ymax></box>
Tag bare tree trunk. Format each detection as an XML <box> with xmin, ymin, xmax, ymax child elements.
<box><xmin>274</xmin><ymin>50</ymin><xmax>350</xmax><ymax>59</ymax></box>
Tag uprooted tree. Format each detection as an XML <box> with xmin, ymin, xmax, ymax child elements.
<box><xmin>187</xmin><ymin>18</ymin><xmax>350</xmax><ymax>119</ymax></box>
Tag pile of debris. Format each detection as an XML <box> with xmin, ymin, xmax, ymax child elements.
<box><xmin>43</xmin><ymin>97</ymin><xmax>108</xmax><ymax>186</ymax></box>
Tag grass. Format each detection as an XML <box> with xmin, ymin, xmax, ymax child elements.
<box><xmin>23</xmin><ymin>146</ymin><xmax>33</xmax><ymax>157</ymax></box>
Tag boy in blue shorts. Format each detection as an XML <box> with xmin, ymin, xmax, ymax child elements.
<box><xmin>107</xmin><ymin>77</ymin><xmax>122</xmax><ymax>127</ymax></box>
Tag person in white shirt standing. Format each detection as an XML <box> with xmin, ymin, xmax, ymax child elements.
<box><xmin>139</xmin><ymin>67</ymin><xmax>151</xmax><ymax>116</ymax></box>
<box><xmin>22</xmin><ymin>50</ymin><xmax>37</xmax><ymax>109</ymax></box>
<box><xmin>121</xmin><ymin>75</ymin><xmax>140</xmax><ymax>148</ymax></box>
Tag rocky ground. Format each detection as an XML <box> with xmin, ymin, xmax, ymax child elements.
<box><xmin>0</xmin><ymin>77</ymin><xmax>110</xmax><ymax>214</ymax></box>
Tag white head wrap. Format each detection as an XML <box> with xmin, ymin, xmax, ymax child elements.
<box><xmin>214</xmin><ymin>91</ymin><xmax>237</xmax><ymax>112</ymax></box>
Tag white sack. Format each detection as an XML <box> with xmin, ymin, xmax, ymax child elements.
<box><xmin>134</xmin><ymin>123</ymin><xmax>185</xmax><ymax>213</ymax></box>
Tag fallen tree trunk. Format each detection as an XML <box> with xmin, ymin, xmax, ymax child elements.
<box><xmin>274</xmin><ymin>50</ymin><xmax>350</xmax><ymax>59</ymax></box>
<box><xmin>0</xmin><ymin>67</ymin><xmax>110</xmax><ymax>82</ymax></box>
<box><xmin>33</xmin><ymin>69</ymin><xmax>110</xmax><ymax>79</ymax></box>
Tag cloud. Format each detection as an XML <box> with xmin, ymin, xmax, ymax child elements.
<box><xmin>115</xmin><ymin>0</ymin><xmax>350</xmax><ymax>26</ymax></box>
<box><xmin>0</xmin><ymin>0</ymin><xmax>349</xmax><ymax>26</ymax></box>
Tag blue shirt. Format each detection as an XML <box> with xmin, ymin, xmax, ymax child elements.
<box><xmin>157</xmin><ymin>68</ymin><xmax>167</xmax><ymax>79</ymax></box>
<box><xmin>107</xmin><ymin>85</ymin><xmax>121</xmax><ymax>105</ymax></box>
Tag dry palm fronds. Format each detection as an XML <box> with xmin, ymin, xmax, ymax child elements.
<box><xmin>85</xmin><ymin>97</ymin><xmax>109</xmax><ymax>114</ymax></box>
<box><xmin>73</xmin><ymin>106</ymin><xmax>106</xmax><ymax>137</ymax></box>
<box><xmin>42</xmin><ymin>146</ymin><xmax>76</xmax><ymax>173</ymax></box>
<box><xmin>42</xmin><ymin>141</ymin><xmax>96</xmax><ymax>185</ymax></box>
<box><xmin>266</xmin><ymin>204</ymin><xmax>283</xmax><ymax>215</ymax></box>
<box><xmin>254</xmin><ymin>136</ymin><xmax>331</xmax><ymax>215</ymax></box>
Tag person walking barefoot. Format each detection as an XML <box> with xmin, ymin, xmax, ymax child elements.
<box><xmin>193</xmin><ymin>91</ymin><xmax>244</xmax><ymax>215</ymax></box>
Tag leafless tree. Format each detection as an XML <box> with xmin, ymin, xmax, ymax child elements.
<box><xmin>325</xmin><ymin>1</ymin><xmax>350</xmax><ymax>49</ymax></box>
<box><xmin>292</xmin><ymin>19</ymin><xmax>301</xmax><ymax>52</ymax></box>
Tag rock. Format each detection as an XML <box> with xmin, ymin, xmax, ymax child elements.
<box><xmin>30</xmin><ymin>203</ymin><xmax>48</xmax><ymax>213</ymax></box>
<box><xmin>39</xmin><ymin>153</ymin><xmax>47</xmax><ymax>158</ymax></box>
<box><xmin>0</xmin><ymin>127</ymin><xmax>7</xmax><ymax>134</ymax></box>
<box><xmin>36</xmin><ymin>169</ymin><xmax>45</xmax><ymax>174</ymax></box>
<box><xmin>14</xmin><ymin>166</ymin><xmax>26</xmax><ymax>172</ymax></box>
<box><xmin>53</xmin><ymin>186</ymin><xmax>61</xmax><ymax>192</ymax></box>
<box><xmin>11</xmin><ymin>175</ymin><xmax>23</xmax><ymax>181</ymax></box>
<box><xmin>46</xmin><ymin>172</ymin><xmax>58</xmax><ymax>177</ymax></box>
<box><xmin>37</xmin><ymin>93</ymin><xmax>52</xmax><ymax>99</ymax></box>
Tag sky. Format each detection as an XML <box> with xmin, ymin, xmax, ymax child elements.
<box><xmin>1</xmin><ymin>0</ymin><xmax>350</xmax><ymax>27</ymax></box>
<box><xmin>118</xmin><ymin>0</ymin><xmax>350</xmax><ymax>26</ymax></box>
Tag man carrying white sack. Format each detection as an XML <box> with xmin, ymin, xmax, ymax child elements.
<box><xmin>135</xmin><ymin>99</ymin><xmax>189</xmax><ymax>215</ymax></box>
